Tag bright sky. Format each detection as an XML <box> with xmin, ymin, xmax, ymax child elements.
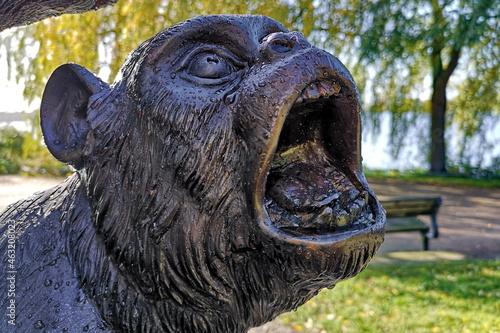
<box><xmin>0</xmin><ymin>29</ymin><xmax>35</xmax><ymax>114</ymax></box>
<box><xmin>0</xmin><ymin>79</ymin><xmax>33</xmax><ymax>113</ymax></box>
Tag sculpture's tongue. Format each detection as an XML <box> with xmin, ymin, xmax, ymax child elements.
<box><xmin>267</xmin><ymin>162</ymin><xmax>366</xmax><ymax>213</ymax></box>
<box><xmin>266</xmin><ymin>163</ymin><xmax>341</xmax><ymax>212</ymax></box>
<box><xmin>265</xmin><ymin>162</ymin><xmax>371</xmax><ymax>233</ymax></box>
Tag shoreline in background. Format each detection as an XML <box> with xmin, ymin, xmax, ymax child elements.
<box><xmin>2</xmin><ymin>111</ymin><xmax>500</xmax><ymax>173</ymax></box>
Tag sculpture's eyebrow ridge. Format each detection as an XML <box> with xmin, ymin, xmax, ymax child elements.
<box><xmin>147</xmin><ymin>16</ymin><xmax>288</xmax><ymax>67</ymax></box>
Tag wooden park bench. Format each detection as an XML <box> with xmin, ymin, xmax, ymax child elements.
<box><xmin>381</xmin><ymin>197</ymin><xmax>442</xmax><ymax>251</ymax></box>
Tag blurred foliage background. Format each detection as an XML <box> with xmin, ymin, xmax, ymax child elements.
<box><xmin>0</xmin><ymin>0</ymin><xmax>498</xmax><ymax>176</ymax></box>
<box><xmin>0</xmin><ymin>118</ymin><xmax>71</xmax><ymax>176</ymax></box>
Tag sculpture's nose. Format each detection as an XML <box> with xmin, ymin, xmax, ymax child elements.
<box><xmin>259</xmin><ymin>32</ymin><xmax>311</xmax><ymax>62</ymax></box>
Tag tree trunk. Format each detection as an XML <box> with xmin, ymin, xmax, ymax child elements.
<box><xmin>0</xmin><ymin>0</ymin><xmax>117</xmax><ymax>31</ymax></box>
<box><xmin>428</xmin><ymin>1</ymin><xmax>463</xmax><ymax>174</ymax></box>
<box><xmin>430</xmin><ymin>78</ymin><xmax>447</xmax><ymax>173</ymax></box>
<box><xmin>429</xmin><ymin>46</ymin><xmax>460</xmax><ymax>174</ymax></box>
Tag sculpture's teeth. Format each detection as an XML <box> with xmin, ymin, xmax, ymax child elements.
<box><xmin>317</xmin><ymin>81</ymin><xmax>331</xmax><ymax>97</ymax></box>
<box><xmin>302</xmin><ymin>82</ymin><xmax>320</xmax><ymax>100</ymax></box>
<box><xmin>298</xmin><ymin>80</ymin><xmax>342</xmax><ymax>102</ymax></box>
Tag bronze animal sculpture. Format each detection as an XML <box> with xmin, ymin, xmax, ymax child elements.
<box><xmin>0</xmin><ymin>15</ymin><xmax>385</xmax><ymax>332</ymax></box>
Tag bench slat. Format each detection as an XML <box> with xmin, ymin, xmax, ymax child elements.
<box><xmin>382</xmin><ymin>197</ymin><xmax>441</xmax><ymax>218</ymax></box>
<box><xmin>386</xmin><ymin>217</ymin><xmax>430</xmax><ymax>232</ymax></box>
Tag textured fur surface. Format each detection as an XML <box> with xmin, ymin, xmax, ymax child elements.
<box><xmin>1</xmin><ymin>15</ymin><xmax>385</xmax><ymax>332</ymax></box>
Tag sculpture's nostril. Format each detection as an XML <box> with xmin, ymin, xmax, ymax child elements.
<box><xmin>270</xmin><ymin>39</ymin><xmax>293</xmax><ymax>53</ymax></box>
<box><xmin>261</xmin><ymin>32</ymin><xmax>311</xmax><ymax>61</ymax></box>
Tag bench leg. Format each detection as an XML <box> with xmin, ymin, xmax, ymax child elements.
<box><xmin>420</xmin><ymin>231</ymin><xmax>429</xmax><ymax>251</ymax></box>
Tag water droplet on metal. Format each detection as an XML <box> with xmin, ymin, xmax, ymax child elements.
<box><xmin>34</xmin><ymin>320</ymin><xmax>45</xmax><ymax>329</ymax></box>
<box><xmin>304</xmin><ymin>250</ymin><xmax>312</xmax><ymax>259</ymax></box>
<box><xmin>133</xmin><ymin>306</ymin><xmax>140</xmax><ymax>318</ymax></box>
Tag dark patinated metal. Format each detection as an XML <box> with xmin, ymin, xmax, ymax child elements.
<box><xmin>0</xmin><ymin>15</ymin><xmax>385</xmax><ymax>332</ymax></box>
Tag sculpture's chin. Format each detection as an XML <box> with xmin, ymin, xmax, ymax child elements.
<box><xmin>257</xmin><ymin>194</ymin><xmax>384</xmax><ymax>284</ymax></box>
<box><xmin>257</xmin><ymin>166</ymin><xmax>385</xmax><ymax>282</ymax></box>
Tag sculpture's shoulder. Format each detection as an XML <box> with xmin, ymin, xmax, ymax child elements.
<box><xmin>0</xmin><ymin>177</ymin><xmax>112</xmax><ymax>332</ymax></box>
<box><xmin>0</xmin><ymin>182</ymin><xmax>67</xmax><ymax>269</ymax></box>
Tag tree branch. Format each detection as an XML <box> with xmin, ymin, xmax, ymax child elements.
<box><xmin>443</xmin><ymin>48</ymin><xmax>460</xmax><ymax>83</ymax></box>
<box><xmin>0</xmin><ymin>0</ymin><xmax>117</xmax><ymax>31</ymax></box>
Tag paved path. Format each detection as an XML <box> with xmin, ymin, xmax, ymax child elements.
<box><xmin>0</xmin><ymin>175</ymin><xmax>66</xmax><ymax>210</ymax></box>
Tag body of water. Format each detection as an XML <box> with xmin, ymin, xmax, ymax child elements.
<box><xmin>361</xmin><ymin>111</ymin><xmax>498</xmax><ymax>171</ymax></box>
<box><xmin>1</xmin><ymin>111</ymin><xmax>499</xmax><ymax>172</ymax></box>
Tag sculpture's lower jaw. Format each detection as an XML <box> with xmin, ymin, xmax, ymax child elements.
<box><xmin>258</xmin><ymin>200</ymin><xmax>385</xmax><ymax>246</ymax></box>
<box><xmin>255</xmin><ymin>198</ymin><xmax>385</xmax><ymax>283</ymax></box>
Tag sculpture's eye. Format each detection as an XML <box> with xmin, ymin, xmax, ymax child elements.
<box><xmin>188</xmin><ymin>53</ymin><xmax>233</xmax><ymax>79</ymax></box>
<box><xmin>179</xmin><ymin>48</ymin><xmax>245</xmax><ymax>85</ymax></box>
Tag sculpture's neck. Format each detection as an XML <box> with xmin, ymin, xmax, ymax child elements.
<box><xmin>63</xmin><ymin>175</ymin><xmax>161</xmax><ymax>331</ymax></box>
<box><xmin>63</xmin><ymin>173</ymin><xmax>247</xmax><ymax>332</ymax></box>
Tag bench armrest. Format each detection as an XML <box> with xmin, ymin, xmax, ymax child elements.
<box><xmin>427</xmin><ymin>198</ymin><xmax>441</xmax><ymax>239</ymax></box>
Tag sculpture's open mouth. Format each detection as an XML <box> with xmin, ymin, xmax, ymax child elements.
<box><xmin>260</xmin><ymin>76</ymin><xmax>382</xmax><ymax>241</ymax></box>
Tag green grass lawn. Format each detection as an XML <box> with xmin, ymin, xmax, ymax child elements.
<box><xmin>277</xmin><ymin>260</ymin><xmax>500</xmax><ymax>333</ymax></box>
<box><xmin>365</xmin><ymin>169</ymin><xmax>500</xmax><ymax>189</ymax></box>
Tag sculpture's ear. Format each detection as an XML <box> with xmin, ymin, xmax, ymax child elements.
<box><xmin>41</xmin><ymin>63</ymin><xmax>108</xmax><ymax>169</ymax></box>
